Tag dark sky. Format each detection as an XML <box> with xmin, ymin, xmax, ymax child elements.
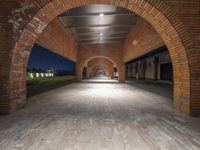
<box><xmin>28</xmin><ymin>44</ymin><xmax>75</xmax><ymax>71</ymax></box>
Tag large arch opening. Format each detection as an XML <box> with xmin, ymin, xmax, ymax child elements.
<box><xmin>81</xmin><ymin>56</ymin><xmax>119</xmax><ymax>82</ymax></box>
<box><xmin>1</xmin><ymin>0</ymin><xmax>198</xmax><ymax>117</ymax></box>
<box><xmin>27</xmin><ymin>44</ymin><xmax>76</xmax><ymax>97</ymax></box>
<box><xmin>85</xmin><ymin>56</ymin><xmax>116</xmax><ymax>79</ymax></box>
<box><xmin>1</xmin><ymin>1</ymin><xmax>200</xmax><ymax>149</ymax></box>
<box><xmin>95</xmin><ymin>69</ymin><xmax>105</xmax><ymax>76</ymax></box>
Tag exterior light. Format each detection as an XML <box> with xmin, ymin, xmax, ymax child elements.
<box><xmin>36</xmin><ymin>73</ymin><xmax>39</xmax><ymax>78</ymax></box>
<box><xmin>30</xmin><ymin>73</ymin><xmax>34</xmax><ymax>78</ymax></box>
<box><xmin>99</xmin><ymin>13</ymin><xmax>104</xmax><ymax>17</ymax></box>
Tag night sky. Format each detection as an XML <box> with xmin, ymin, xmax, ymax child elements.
<box><xmin>28</xmin><ymin>44</ymin><xmax>75</xmax><ymax>71</ymax></box>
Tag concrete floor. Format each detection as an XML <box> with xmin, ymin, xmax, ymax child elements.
<box><xmin>0</xmin><ymin>77</ymin><xmax>200</xmax><ymax>150</ymax></box>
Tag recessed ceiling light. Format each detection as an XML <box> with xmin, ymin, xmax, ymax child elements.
<box><xmin>99</xmin><ymin>13</ymin><xmax>104</xmax><ymax>17</ymax></box>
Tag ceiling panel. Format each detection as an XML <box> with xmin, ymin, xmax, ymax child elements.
<box><xmin>59</xmin><ymin>4</ymin><xmax>138</xmax><ymax>44</ymax></box>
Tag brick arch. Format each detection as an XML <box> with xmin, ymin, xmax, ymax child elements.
<box><xmin>88</xmin><ymin>57</ymin><xmax>115</xmax><ymax>78</ymax></box>
<box><xmin>92</xmin><ymin>67</ymin><xmax>108</xmax><ymax>77</ymax></box>
<box><xmin>80</xmin><ymin>56</ymin><xmax>119</xmax><ymax>80</ymax></box>
<box><xmin>90</xmin><ymin>64</ymin><xmax>114</xmax><ymax>78</ymax></box>
<box><xmin>88</xmin><ymin>57</ymin><xmax>115</xmax><ymax>71</ymax></box>
<box><xmin>95</xmin><ymin>69</ymin><xmax>106</xmax><ymax>76</ymax></box>
<box><xmin>3</xmin><ymin>0</ymin><xmax>196</xmax><ymax>115</ymax></box>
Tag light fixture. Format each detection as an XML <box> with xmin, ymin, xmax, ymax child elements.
<box><xmin>99</xmin><ymin>13</ymin><xmax>104</xmax><ymax>17</ymax></box>
<box><xmin>100</xmin><ymin>33</ymin><xmax>103</xmax><ymax>36</ymax></box>
<box><xmin>132</xmin><ymin>40</ymin><xmax>138</xmax><ymax>46</ymax></box>
<box><xmin>36</xmin><ymin>73</ymin><xmax>39</xmax><ymax>78</ymax></box>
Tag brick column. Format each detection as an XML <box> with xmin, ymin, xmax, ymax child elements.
<box><xmin>86</xmin><ymin>68</ymin><xmax>91</xmax><ymax>79</ymax></box>
<box><xmin>76</xmin><ymin>63</ymin><xmax>82</xmax><ymax>82</ymax></box>
<box><xmin>119</xmin><ymin>63</ymin><xmax>125</xmax><ymax>83</ymax></box>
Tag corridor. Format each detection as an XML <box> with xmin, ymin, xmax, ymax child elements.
<box><xmin>0</xmin><ymin>77</ymin><xmax>200</xmax><ymax>150</ymax></box>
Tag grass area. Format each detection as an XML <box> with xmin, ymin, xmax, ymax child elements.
<box><xmin>27</xmin><ymin>76</ymin><xmax>76</xmax><ymax>97</ymax></box>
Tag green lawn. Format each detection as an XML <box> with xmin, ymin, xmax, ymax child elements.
<box><xmin>27</xmin><ymin>76</ymin><xmax>76</xmax><ymax>97</ymax></box>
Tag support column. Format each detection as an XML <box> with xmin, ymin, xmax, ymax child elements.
<box><xmin>154</xmin><ymin>56</ymin><xmax>159</xmax><ymax>80</ymax></box>
<box><xmin>119</xmin><ymin>63</ymin><xmax>125</xmax><ymax>83</ymax></box>
<box><xmin>86</xmin><ymin>68</ymin><xmax>91</xmax><ymax>79</ymax></box>
<box><xmin>75</xmin><ymin>63</ymin><xmax>82</xmax><ymax>82</ymax></box>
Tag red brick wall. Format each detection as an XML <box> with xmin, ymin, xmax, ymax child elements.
<box><xmin>36</xmin><ymin>18</ymin><xmax>78</xmax><ymax>62</ymax></box>
<box><xmin>164</xmin><ymin>0</ymin><xmax>200</xmax><ymax>116</ymax></box>
<box><xmin>146</xmin><ymin>0</ymin><xmax>200</xmax><ymax>115</ymax></box>
<box><xmin>123</xmin><ymin>18</ymin><xmax>164</xmax><ymax>62</ymax></box>
<box><xmin>88</xmin><ymin>57</ymin><xmax>115</xmax><ymax>69</ymax></box>
<box><xmin>0</xmin><ymin>0</ymin><xmax>199</xmax><ymax>116</ymax></box>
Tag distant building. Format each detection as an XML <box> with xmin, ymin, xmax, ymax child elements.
<box><xmin>27</xmin><ymin>69</ymin><xmax>54</xmax><ymax>79</ymax></box>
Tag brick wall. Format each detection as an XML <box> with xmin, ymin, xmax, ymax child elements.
<box><xmin>123</xmin><ymin>18</ymin><xmax>164</xmax><ymax>62</ymax></box>
<box><xmin>148</xmin><ymin>0</ymin><xmax>200</xmax><ymax>115</ymax></box>
<box><xmin>36</xmin><ymin>18</ymin><xmax>78</xmax><ymax>62</ymax></box>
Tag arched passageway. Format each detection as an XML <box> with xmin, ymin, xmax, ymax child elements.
<box><xmin>84</xmin><ymin>57</ymin><xmax>116</xmax><ymax>80</ymax></box>
<box><xmin>0</xmin><ymin>0</ymin><xmax>199</xmax><ymax>116</ymax></box>
<box><xmin>0</xmin><ymin>1</ymin><xmax>200</xmax><ymax>149</ymax></box>
<box><xmin>95</xmin><ymin>69</ymin><xmax>105</xmax><ymax>76</ymax></box>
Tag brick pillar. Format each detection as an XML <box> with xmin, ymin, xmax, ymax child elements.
<box><xmin>86</xmin><ymin>68</ymin><xmax>91</xmax><ymax>79</ymax></box>
<box><xmin>119</xmin><ymin>63</ymin><xmax>125</xmax><ymax>83</ymax></box>
<box><xmin>76</xmin><ymin>63</ymin><xmax>82</xmax><ymax>82</ymax></box>
<box><xmin>111</xmin><ymin>69</ymin><xmax>114</xmax><ymax>79</ymax></box>
<box><xmin>154</xmin><ymin>56</ymin><xmax>159</xmax><ymax>80</ymax></box>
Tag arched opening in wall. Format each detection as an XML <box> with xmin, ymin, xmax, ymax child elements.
<box><xmin>5</xmin><ymin>1</ymin><xmax>194</xmax><ymax>116</ymax></box>
<box><xmin>95</xmin><ymin>69</ymin><xmax>105</xmax><ymax>76</ymax></box>
<box><xmin>125</xmin><ymin>46</ymin><xmax>173</xmax><ymax>83</ymax></box>
<box><xmin>82</xmin><ymin>56</ymin><xmax>118</xmax><ymax>82</ymax></box>
<box><xmin>27</xmin><ymin>44</ymin><xmax>76</xmax><ymax>97</ymax></box>
<box><xmin>125</xmin><ymin>45</ymin><xmax>173</xmax><ymax>100</ymax></box>
<box><xmin>1</xmin><ymin>1</ymin><xmax>200</xmax><ymax>149</ymax></box>
<box><xmin>69</xmin><ymin>4</ymin><xmax>174</xmax><ymax>103</ymax></box>
<box><xmin>113</xmin><ymin>67</ymin><xmax>119</xmax><ymax>80</ymax></box>
<box><xmin>82</xmin><ymin>67</ymin><xmax>87</xmax><ymax>80</ymax></box>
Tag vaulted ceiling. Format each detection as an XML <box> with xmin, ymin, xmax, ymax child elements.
<box><xmin>59</xmin><ymin>4</ymin><xmax>138</xmax><ymax>45</ymax></box>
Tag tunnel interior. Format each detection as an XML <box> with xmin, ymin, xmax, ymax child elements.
<box><xmin>26</xmin><ymin>3</ymin><xmax>174</xmax><ymax>107</ymax></box>
<box><xmin>0</xmin><ymin>1</ymin><xmax>200</xmax><ymax>149</ymax></box>
<box><xmin>27</xmin><ymin>3</ymin><xmax>175</xmax><ymax>108</ymax></box>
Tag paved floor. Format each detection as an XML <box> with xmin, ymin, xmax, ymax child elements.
<box><xmin>0</xmin><ymin>77</ymin><xmax>200</xmax><ymax>150</ymax></box>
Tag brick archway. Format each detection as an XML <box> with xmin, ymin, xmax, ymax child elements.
<box><xmin>89</xmin><ymin>64</ymin><xmax>114</xmax><ymax>78</ymax></box>
<box><xmin>88</xmin><ymin>58</ymin><xmax>116</xmax><ymax>78</ymax></box>
<box><xmin>79</xmin><ymin>56</ymin><xmax>119</xmax><ymax>81</ymax></box>
<box><xmin>92</xmin><ymin>67</ymin><xmax>108</xmax><ymax>77</ymax></box>
<box><xmin>2</xmin><ymin>0</ymin><xmax>198</xmax><ymax>115</ymax></box>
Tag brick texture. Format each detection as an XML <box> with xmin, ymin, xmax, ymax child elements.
<box><xmin>76</xmin><ymin>43</ymin><xmax>125</xmax><ymax>83</ymax></box>
<box><xmin>36</xmin><ymin>18</ymin><xmax>78</xmax><ymax>62</ymax></box>
<box><xmin>0</xmin><ymin>0</ymin><xmax>199</xmax><ymax>116</ymax></box>
<box><xmin>88</xmin><ymin>57</ymin><xmax>115</xmax><ymax>78</ymax></box>
<box><xmin>123</xmin><ymin>18</ymin><xmax>164</xmax><ymax>62</ymax></box>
